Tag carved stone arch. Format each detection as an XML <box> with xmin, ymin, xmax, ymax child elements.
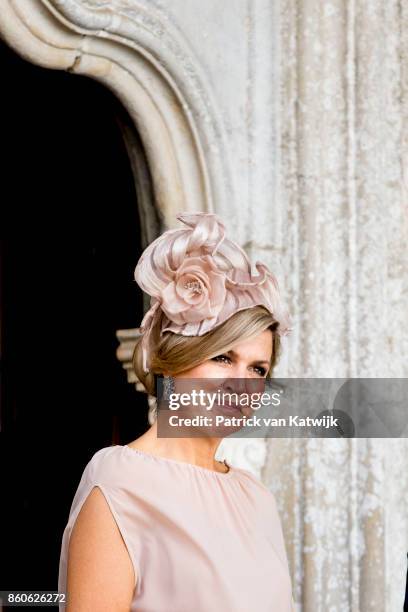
<box><xmin>0</xmin><ymin>0</ymin><xmax>234</xmax><ymax>229</ymax></box>
<box><xmin>0</xmin><ymin>0</ymin><xmax>235</xmax><ymax>424</ymax></box>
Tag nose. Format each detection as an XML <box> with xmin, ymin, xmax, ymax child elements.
<box><xmin>222</xmin><ymin>375</ymin><xmax>248</xmax><ymax>395</ymax></box>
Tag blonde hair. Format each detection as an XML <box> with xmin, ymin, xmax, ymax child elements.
<box><xmin>132</xmin><ymin>306</ymin><xmax>281</xmax><ymax>396</ymax></box>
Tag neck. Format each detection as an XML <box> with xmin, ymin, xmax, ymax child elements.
<box><xmin>130</xmin><ymin>420</ymin><xmax>225</xmax><ymax>472</ymax></box>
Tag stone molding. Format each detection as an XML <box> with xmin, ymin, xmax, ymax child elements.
<box><xmin>116</xmin><ymin>327</ymin><xmax>157</xmax><ymax>424</ymax></box>
<box><xmin>0</xmin><ymin>0</ymin><xmax>234</xmax><ymax>228</ymax></box>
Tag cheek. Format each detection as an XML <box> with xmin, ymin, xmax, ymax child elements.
<box><xmin>175</xmin><ymin>362</ymin><xmax>222</xmax><ymax>397</ymax></box>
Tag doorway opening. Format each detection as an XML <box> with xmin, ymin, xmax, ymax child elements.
<box><xmin>0</xmin><ymin>38</ymin><xmax>153</xmax><ymax>593</ymax></box>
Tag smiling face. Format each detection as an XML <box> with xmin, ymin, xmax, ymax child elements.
<box><xmin>158</xmin><ymin>329</ymin><xmax>274</xmax><ymax>437</ymax></box>
<box><xmin>134</xmin><ymin>305</ymin><xmax>280</xmax><ymax>398</ymax></box>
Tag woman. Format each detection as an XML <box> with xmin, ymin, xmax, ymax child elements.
<box><xmin>58</xmin><ymin>212</ymin><xmax>295</xmax><ymax>611</ymax></box>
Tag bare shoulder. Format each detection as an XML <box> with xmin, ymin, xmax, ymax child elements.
<box><xmin>66</xmin><ymin>486</ymin><xmax>136</xmax><ymax>612</ymax></box>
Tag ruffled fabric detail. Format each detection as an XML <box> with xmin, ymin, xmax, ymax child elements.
<box><xmin>134</xmin><ymin>212</ymin><xmax>293</xmax><ymax>373</ymax></box>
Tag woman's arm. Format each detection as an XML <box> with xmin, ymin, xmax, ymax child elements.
<box><xmin>66</xmin><ymin>486</ymin><xmax>136</xmax><ymax>612</ymax></box>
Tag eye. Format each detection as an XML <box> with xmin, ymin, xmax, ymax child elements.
<box><xmin>211</xmin><ymin>354</ymin><xmax>232</xmax><ymax>365</ymax></box>
<box><xmin>212</xmin><ymin>355</ymin><xmax>267</xmax><ymax>377</ymax></box>
<box><xmin>251</xmin><ymin>366</ymin><xmax>267</xmax><ymax>377</ymax></box>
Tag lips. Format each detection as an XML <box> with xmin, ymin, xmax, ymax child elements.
<box><xmin>215</xmin><ymin>402</ymin><xmax>242</xmax><ymax>416</ymax></box>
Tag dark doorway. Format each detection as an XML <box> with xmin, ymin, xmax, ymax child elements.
<box><xmin>0</xmin><ymin>39</ymin><xmax>150</xmax><ymax>603</ymax></box>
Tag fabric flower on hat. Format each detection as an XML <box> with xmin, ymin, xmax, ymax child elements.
<box><xmin>160</xmin><ymin>255</ymin><xmax>226</xmax><ymax>325</ymax></box>
<box><xmin>134</xmin><ymin>211</ymin><xmax>293</xmax><ymax>372</ymax></box>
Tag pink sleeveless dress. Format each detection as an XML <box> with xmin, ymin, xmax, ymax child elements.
<box><xmin>58</xmin><ymin>444</ymin><xmax>295</xmax><ymax>611</ymax></box>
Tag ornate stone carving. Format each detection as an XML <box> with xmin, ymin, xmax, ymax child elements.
<box><xmin>115</xmin><ymin>327</ymin><xmax>157</xmax><ymax>424</ymax></box>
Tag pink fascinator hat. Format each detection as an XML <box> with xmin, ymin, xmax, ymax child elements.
<box><xmin>134</xmin><ymin>212</ymin><xmax>292</xmax><ymax>373</ymax></box>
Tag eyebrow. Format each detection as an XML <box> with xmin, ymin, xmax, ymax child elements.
<box><xmin>226</xmin><ymin>349</ymin><xmax>270</xmax><ymax>367</ymax></box>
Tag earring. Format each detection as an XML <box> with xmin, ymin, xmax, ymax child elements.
<box><xmin>163</xmin><ymin>375</ymin><xmax>175</xmax><ymax>399</ymax></box>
